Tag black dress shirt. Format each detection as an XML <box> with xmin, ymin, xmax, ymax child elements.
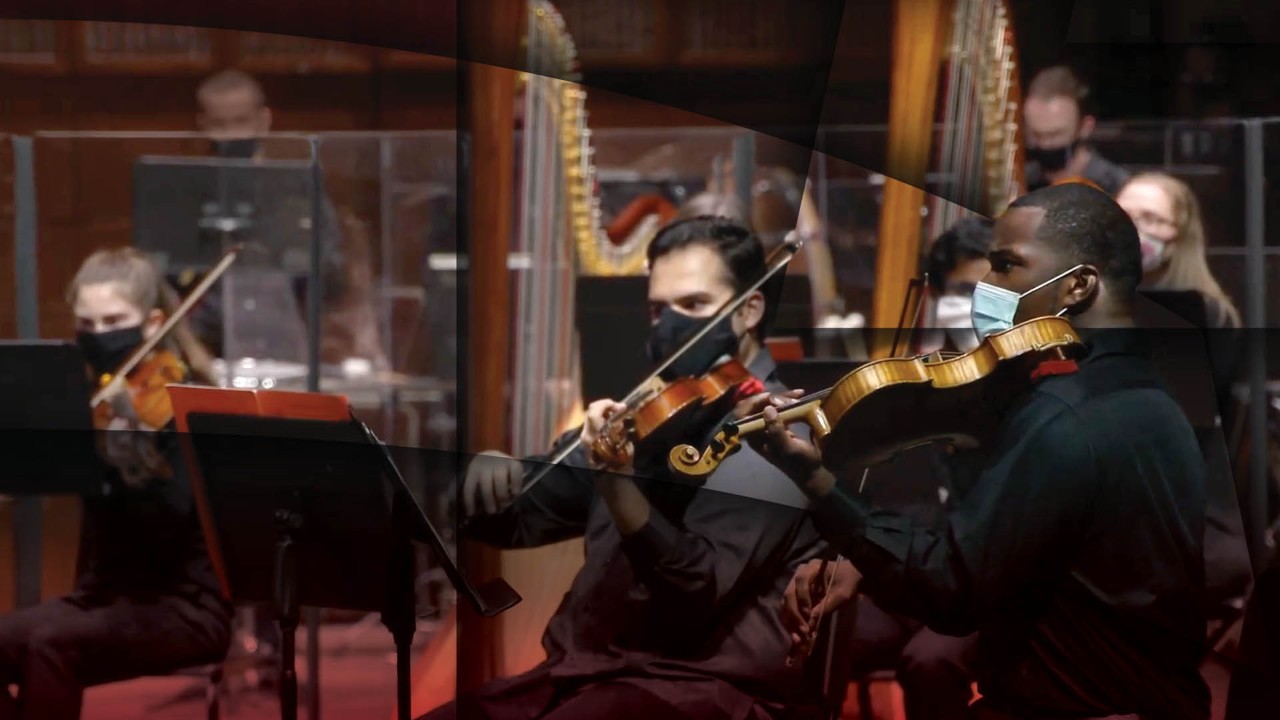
<box><xmin>74</xmin><ymin>421</ymin><xmax>230</xmax><ymax>624</ymax></box>
<box><xmin>810</xmin><ymin>329</ymin><xmax>1211</xmax><ymax>719</ymax></box>
<box><xmin>464</xmin><ymin>349</ymin><xmax>829</xmax><ymax>719</ymax></box>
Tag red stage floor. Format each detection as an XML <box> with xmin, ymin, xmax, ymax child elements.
<box><xmin>77</xmin><ymin>618</ymin><xmax>1237</xmax><ymax>720</ymax></box>
<box><xmin>82</xmin><ymin>617</ymin><xmax>413</xmax><ymax>720</ymax></box>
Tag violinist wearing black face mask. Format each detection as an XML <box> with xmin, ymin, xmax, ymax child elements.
<box><xmin>433</xmin><ymin>217</ymin><xmax>828</xmax><ymax>720</ymax></box>
<box><xmin>1022</xmin><ymin>66</ymin><xmax>1130</xmax><ymax>196</ymax></box>
<box><xmin>644</xmin><ymin>307</ymin><xmax>745</xmax><ymax>381</ymax></box>
<box><xmin>0</xmin><ymin>248</ymin><xmax>232</xmax><ymax>720</ymax></box>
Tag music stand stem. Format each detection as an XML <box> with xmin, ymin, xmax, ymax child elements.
<box><xmin>274</xmin><ymin>507</ymin><xmax>303</xmax><ymax>720</ymax></box>
<box><xmin>381</xmin><ymin>518</ymin><xmax>417</xmax><ymax>720</ymax></box>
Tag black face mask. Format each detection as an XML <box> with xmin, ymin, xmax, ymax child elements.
<box><xmin>211</xmin><ymin>138</ymin><xmax>259</xmax><ymax>159</ymax></box>
<box><xmin>76</xmin><ymin>325</ymin><xmax>145</xmax><ymax>377</ymax></box>
<box><xmin>645</xmin><ymin>307</ymin><xmax>740</xmax><ymax>381</ymax></box>
<box><xmin>1025</xmin><ymin>139</ymin><xmax>1082</xmax><ymax>173</ymax></box>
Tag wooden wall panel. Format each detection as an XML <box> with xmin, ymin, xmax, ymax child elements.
<box><xmin>374</xmin><ymin>72</ymin><xmax>458</xmax><ymax>129</ymax></box>
<box><xmin>0</xmin><ymin>19</ymin><xmax>71</xmax><ymax>75</ymax></box>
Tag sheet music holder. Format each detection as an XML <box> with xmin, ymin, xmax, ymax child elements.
<box><xmin>132</xmin><ymin>155</ymin><xmax>322</xmax><ymax>276</ymax></box>
<box><xmin>0</xmin><ymin>341</ymin><xmax>105</xmax><ymax>495</ymax></box>
<box><xmin>169</xmin><ymin>385</ymin><xmax>518</xmax><ymax>720</ymax></box>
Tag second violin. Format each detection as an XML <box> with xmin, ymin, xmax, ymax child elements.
<box><xmin>588</xmin><ymin>357</ymin><xmax>756</xmax><ymax>471</ymax></box>
<box><xmin>669</xmin><ymin>316</ymin><xmax>1086</xmax><ymax>480</ymax></box>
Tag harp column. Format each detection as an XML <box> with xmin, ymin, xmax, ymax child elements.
<box><xmin>871</xmin><ymin>0</ymin><xmax>950</xmax><ymax>359</ymax></box>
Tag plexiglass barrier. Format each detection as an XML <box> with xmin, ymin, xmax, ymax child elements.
<box><xmin>7</xmin><ymin>120</ymin><xmax>1278</xmax><ymax>415</ymax></box>
<box><xmin>8</xmin><ymin>130</ymin><xmax>460</xmax><ymax>455</ymax></box>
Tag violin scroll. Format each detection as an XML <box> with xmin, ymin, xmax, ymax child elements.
<box><xmin>668</xmin><ymin>399</ymin><xmax>835</xmax><ymax>479</ymax></box>
<box><xmin>668</xmin><ymin>424</ymin><xmax>743</xmax><ymax>479</ymax></box>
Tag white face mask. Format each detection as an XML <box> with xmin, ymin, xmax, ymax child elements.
<box><xmin>935</xmin><ymin>295</ymin><xmax>980</xmax><ymax>351</ymax></box>
<box><xmin>1139</xmin><ymin>234</ymin><xmax>1169</xmax><ymax>273</ymax></box>
<box><xmin>970</xmin><ymin>264</ymin><xmax>1084</xmax><ymax>339</ymax></box>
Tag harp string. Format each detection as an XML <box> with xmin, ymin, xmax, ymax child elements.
<box><xmin>927</xmin><ymin>0</ymin><xmax>1022</xmax><ymax>243</ymax></box>
<box><xmin>512</xmin><ymin>1</ymin><xmax>585</xmax><ymax>457</ymax></box>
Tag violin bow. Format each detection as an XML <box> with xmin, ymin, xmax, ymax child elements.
<box><xmin>868</xmin><ymin>273</ymin><xmax>929</xmax><ymax>490</ymax></box>
<box><xmin>515</xmin><ymin>234</ymin><xmax>804</xmax><ymax>495</ymax></box>
<box><xmin>91</xmin><ymin>244</ymin><xmax>243</xmax><ymax>408</ymax></box>
<box><xmin>803</xmin><ymin>278</ymin><xmax>926</xmax><ymax>654</ymax></box>
<box><xmin>888</xmin><ymin>273</ymin><xmax>928</xmax><ymax>359</ymax></box>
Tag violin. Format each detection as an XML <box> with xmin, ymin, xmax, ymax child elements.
<box><xmin>93</xmin><ymin>349</ymin><xmax>190</xmax><ymax>430</ymax></box>
<box><xmin>91</xmin><ymin>245</ymin><xmax>242</xmax><ymax>484</ymax></box>
<box><xmin>668</xmin><ymin>316</ymin><xmax>1086</xmax><ymax>481</ymax></box>
<box><xmin>515</xmin><ymin>236</ymin><xmax>803</xmax><ymax>495</ymax></box>
<box><xmin>589</xmin><ymin>357</ymin><xmax>754</xmax><ymax>470</ymax></box>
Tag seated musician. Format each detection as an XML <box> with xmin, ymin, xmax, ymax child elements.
<box><xmin>0</xmin><ymin>249</ymin><xmax>233</xmax><ymax>720</ymax></box>
<box><xmin>747</xmin><ymin>183</ymin><xmax>1212</xmax><ymax>720</ymax></box>
<box><xmin>420</xmin><ymin>217</ymin><xmax>828</xmax><ymax>719</ymax></box>
<box><xmin>921</xmin><ymin>216</ymin><xmax>996</xmax><ymax>354</ymax></box>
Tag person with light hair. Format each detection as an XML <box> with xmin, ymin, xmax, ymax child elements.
<box><xmin>1114</xmin><ymin>171</ymin><xmax>1241</xmax><ymax>329</ymax></box>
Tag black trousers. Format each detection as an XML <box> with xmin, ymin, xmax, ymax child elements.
<box><xmin>0</xmin><ymin>593</ymin><xmax>231</xmax><ymax>720</ymax></box>
<box><xmin>849</xmin><ymin>595</ymin><xmax>979</xmax><ymax>720</ymax></box>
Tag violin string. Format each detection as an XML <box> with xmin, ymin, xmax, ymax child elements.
<box><xmin>858</xmin><ymin>467</ymin><xmax>870</xmax><ymax>493</ymax></box>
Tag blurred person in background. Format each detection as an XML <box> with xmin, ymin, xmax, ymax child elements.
<box><xmin>919</xmin><ymin>216</ymin><xmax>995</xmax><ymax>354</ymax></box>
<box><xmin>197</xmin><ymin>68</ymin><xmax>273</xmax><ymax>158</ymax></box>
<box><xmin>1023</xmin><ymin>65</ymin><xmax>1130</xmax><ymax>195</ymax></box>
<box><xmin>1116</xmin><ymin>172</ymin><xmax>1255</xmax><ymax>675</ymax></box>
<box><xmin>186</xmin><ymin>69</ymin><xmax>386</xmax><ymax>369</ymax></box>
<box><xmin>1115</xmin><ymin>172</ymin><xmax>1240</xmax><ymax>329</ymax></box>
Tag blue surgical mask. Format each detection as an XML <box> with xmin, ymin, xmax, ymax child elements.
<box><xmin>970</xmin><ymin>264</ymin><xmax>1084</xmax><ymax>339</ymax></box>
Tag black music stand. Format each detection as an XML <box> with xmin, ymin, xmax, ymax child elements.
<box><xmin>0</xmin><ymin>341</ymin><xmax>106</xmax><ymax>496</ymax></box>
<box><xmin>179</xmin><ymin>407</ymin><xmax>518</xmax><ymax>720</ymax></box>
<box><xmin>132</xmin><ymin>155</ymin><xmax>321</xmax><ymax>276</ymax></box>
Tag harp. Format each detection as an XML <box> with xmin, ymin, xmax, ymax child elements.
<box><xmin>870</xmin><ymin>0</ymin><xmax>1025</xmax><ymax>357</ymax></box>
<box><xmin>410</xmin><ymin>2</ymin><xmax>611</xmax><ymax>711</ymax></box>
<box><xmin>511</xmin><ymin>0</ymin><xmax>644</xmax><ymax>455</ymax></box>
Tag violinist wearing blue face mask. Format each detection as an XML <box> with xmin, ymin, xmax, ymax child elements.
<box><xmin>743</xmin><ymin>184</ymin><xmax>1211</xmax><ymax>720</ymax></box>
<box><xmin>969</xmin><ymin>262</ymin><xmax>1087</xmax><ymax>338</ymax></box>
